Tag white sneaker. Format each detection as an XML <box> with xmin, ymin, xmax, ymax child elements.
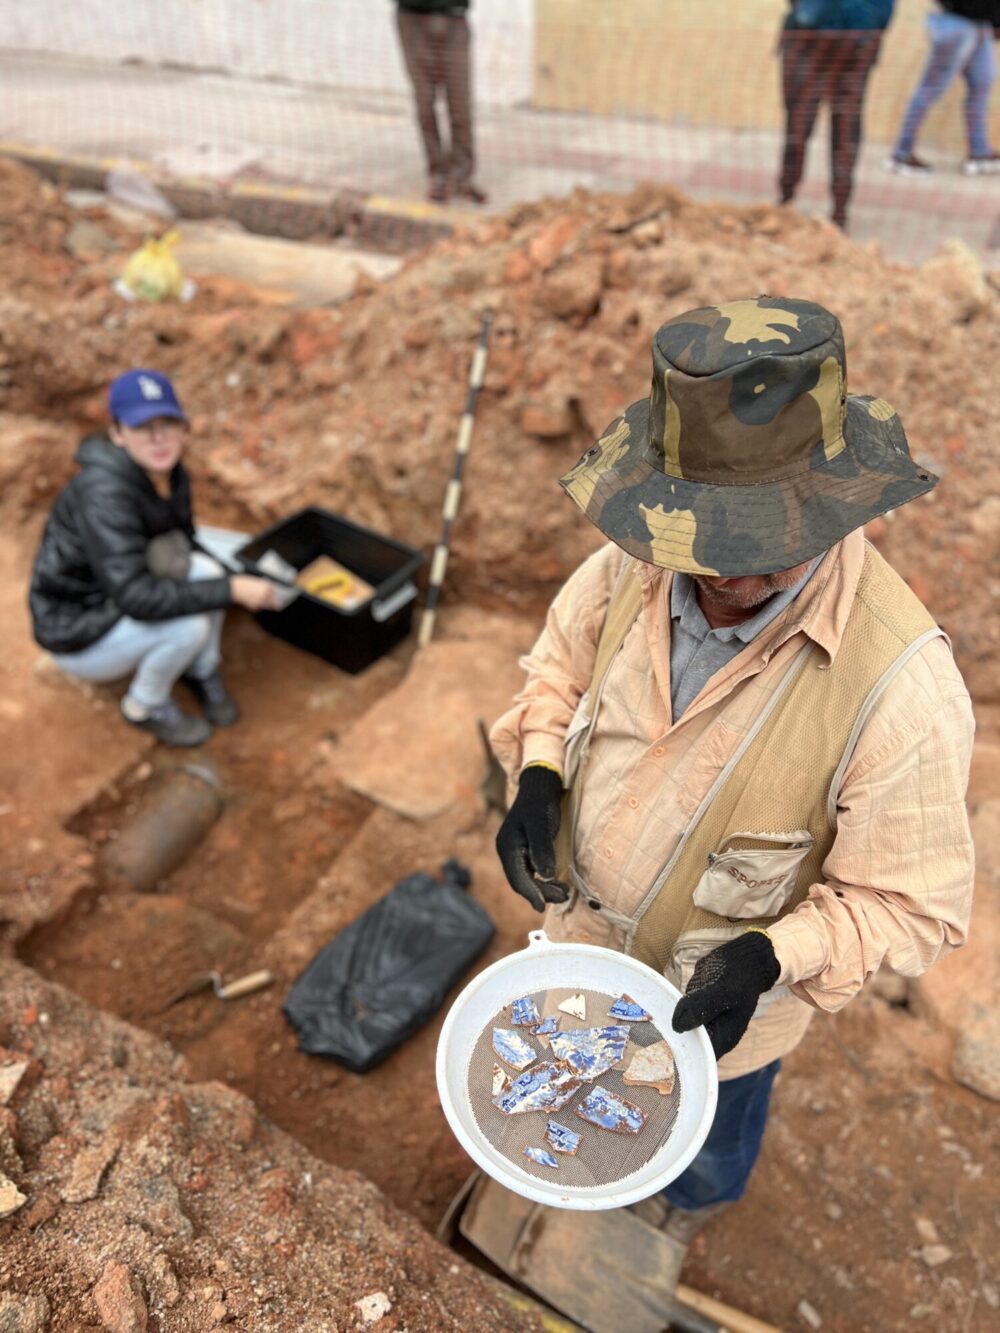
<box><xmin>963</xmin><ymin>153</ymin><xmax>1000</xmax><ymax>176</ymax></box>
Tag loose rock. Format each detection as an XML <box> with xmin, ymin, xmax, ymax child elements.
<box><xmin>62</xmin><ymin>1133</ymin><xmax>121</xmax><ymax>1203</ymax></box>
<box><xmin>93</xmin><ymin>1263</ymin><xmax>147</xmax><ymax>1333</ymax></box>
<box><xmin>797</xmin><ymin>1298</ymin><xmax>822</xmax><ymax>1329</ymax></box>
<box><xmin>0</xmin><ymin>1292</ymin><xmax>51</xmax><ymax>1333</ymax></box>
<box><xmin>0</xmin><ymin>1173</ymin><xmax>26</xmax><ymax>1217</ymax></box>
<box><xmin>520</xmin><ymin>398</ymin><xmax>574</xmax><ymax>438</ymax></box>
<box><xmin>951</xmin><ymin>1007</ymin><xmax>1000</xmax><ymax>1102</ymax></box>
<box><xmin>0</xmin><ymin>1061</ymin><xmax>31</xmax><ymax>1107</ymax></box>
<box><xmin>355</xmin><ymin>1291</ymin><xmax>392</xmax><ymax>1325</ymax></box>
<box><xmin>920</xmin><ymin>1244</ymin><xmax>953</xmax><ymax>1268</ymax></box>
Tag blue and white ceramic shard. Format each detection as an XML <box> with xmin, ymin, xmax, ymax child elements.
<box><xmin>576</xmin><ymin>1085</ymin><xmax>647</xmax><ymax>1134</ymax></box>
<box><xmin>548</xmin><ymin>1024</ymin><xmax>628</xmax><ymax>1080</ymax></box>
<box><xmin>531</xmin><ymin>1016</ymin><xmax>559</xmax><ymax>1037</ymax></box>
<box><xmin>493</xmin><ymin>1061</ymin><xmax>581</xmax><ymax>1115</ymax></box>
<box><xmin>523</xmin><ymin>1145</ymin><xmax>559</xmax><ymax>1169</ymax></box>
<box><xmin>608</xmin><ymin>994</ymin><xmax>652</xmax><ymax>1022</ymax></box>
<box><xmin>492</xmin><ymin>1027</ymin><xmax>537</xmax><ymax>1071</ymax></box>
<box><xmin>545</xmin><ymin>1119</ymin><xmax>582</xmax><ymax>1156</ymax></box>
<box><xmin>511</xmin><ymin>995</ymin><xmax>541</xmax><ymax>1027</ymax></box>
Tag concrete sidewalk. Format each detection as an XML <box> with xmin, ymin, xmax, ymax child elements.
<box><xmin>1</xmin><ymin>49</ymin><xmax>997</xmax><ymax>265</ymax></box>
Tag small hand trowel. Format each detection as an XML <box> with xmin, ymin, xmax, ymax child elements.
<box><xmin>159</xmin><ymin>968</ymin><xmax>273</xmax><ymax>1013</ymax></box>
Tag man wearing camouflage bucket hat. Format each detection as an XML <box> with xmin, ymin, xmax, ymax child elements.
<box><xmin>491</xmin><ymin>297</ymin><xmax>974</xmax><ymax>1266</ymax></box>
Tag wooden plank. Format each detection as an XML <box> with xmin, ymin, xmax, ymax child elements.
<box><xmin>460</xmin><ymin>1176</ymin><xmax>679</xmax><ymax>1333</ymax></box>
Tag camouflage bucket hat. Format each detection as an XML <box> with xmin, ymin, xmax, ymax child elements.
<box><xmin>559</xmin><ymin>297</ymin><xmax>937</xmax><ymax>576</ymax></box>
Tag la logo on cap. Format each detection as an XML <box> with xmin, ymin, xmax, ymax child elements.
<box><xmin>138</xmin><ymin>375</ymin><xmax>164</xmax><ymax>400</ymax></box>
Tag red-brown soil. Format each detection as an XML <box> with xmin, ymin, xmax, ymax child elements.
<box><xmin>0</xmin><ymin>158</ymin><xmax>997</xmax><ymax>1332</ymax></box>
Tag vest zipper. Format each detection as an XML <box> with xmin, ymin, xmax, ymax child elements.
<box><xmin>625</xmin><ymin>640</ymin><xmax>816</xmax><ymax>951</ymax></box>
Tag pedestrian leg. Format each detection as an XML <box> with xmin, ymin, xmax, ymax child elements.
<box><xmin>443</xmin><ymin>14</ymin><xmax>482</xmax><ymax>200</ymax></box>
<box><xmin>892</xmin><ymin>13</ymin><xmax>977</xmax><ymax>159</ymax></box>
<box><xmin>779</xmin><ymin>31</ymin><xmax>830</xmax><ymax>205</ymax></box>
<box><xmin>962</xmin><ymin>25</ymin><xmax>997</xmax><ymax>161</ymax></box>
<box><xmin>396</xmin><ymin>9</ymin><xmax>447</xmax><ymax>197</ymax></box>
<box><xmin>829</xmin><ymin>32</ymin><xmax>881</xmax><ymax>227</ymax></box>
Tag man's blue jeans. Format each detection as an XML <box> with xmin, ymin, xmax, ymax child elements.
<box><xmin>894</xmin><ymin>13</ymin><xmax>996</xmax><ymax>158</ymax></box>
<box><xmin>663</xmin><ymin>1059</ymin><xmax>780</xmax><ymax>1211</ymax></box>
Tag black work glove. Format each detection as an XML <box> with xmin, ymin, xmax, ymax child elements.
<box><xmin>671</xmin><ymin>931</ymin><xmax>780</xmax><ymax>1059</ymax></box>
<box><xmin>495</xmin><ymin>765</ymin><xmax>570</xmax><ymax>913</ymax></box>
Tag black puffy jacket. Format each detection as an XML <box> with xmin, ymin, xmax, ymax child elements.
<box><xmin>29</xmin><ymin>435</ymin><xmax>233</xmax><ymax>654</ymax></box>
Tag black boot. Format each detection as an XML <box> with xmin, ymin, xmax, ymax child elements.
<box><xmin>182</xmin><ymin>671</ymin><xmax>240</xmax><ymax>727</ymax></box>
<box><xmin>120</xmin><ymin>696</ymin><xmax>211</xmax><ymax>747</ymax></box>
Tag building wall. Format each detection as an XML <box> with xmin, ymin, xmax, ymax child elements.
<box><xmin>0</xmin><ymin>0</ymin><xmax>537</xmax><ymax>108</ymax></box>
<box><xmin>534</xmin><ymin>0</ymin><xmax>986</xmax><ymax>152</ymax></box>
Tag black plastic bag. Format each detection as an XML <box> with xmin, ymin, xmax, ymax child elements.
<box><xmin>283</xmin><ymin>859</ymin><xmax>494</xmax><ymax>1073</ymax></box>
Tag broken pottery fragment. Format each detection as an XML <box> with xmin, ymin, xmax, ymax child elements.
<box><xmin>492</xmin><ymin>1028</ymin><xmax>537</xmax><ymax>1071</ymax></box>
<box><xmin>492</xmin><ymin>1063</ymin><xmax>512</xmax><ymax>1098</ymax></box>
<box><xmin>548</xmin><ymin>1025</ymin><xmax>628</xmax><ymax>1080</ymax></box>
<box><xmin>511</xmin><ymin>996</ymin><xmax>541</xmax><ymax>1027</ymax></box>
<box><xmin>545</xmin><ymin>1119</ymin><xmax>582</xmax><ymax>1156</ymax></box>
<box><xmin>608</xmin><ymin>994</ymin><xmax>652</xmax><ymax>1023</ymax></box>
<box><xmin>493</xmin><ymin>1061</ymin><xmax>582</xmax><ymax>1115</ymax></box>
<box><xmin>523</xmin><ymin>1145</ymin><xmax>559</xmax><ymax>1169</ymax></box>
<box><xmin>576</xmin><ymin>1086</ymin><xmax>647</xmax><ymax>1135</ymax></box>
<box><xmin>623</xmin><ymin>1040</ymin><xmax>676</xmax><ymax>1095</ymax></box>
<box><xmin>532</xmin><ymin>1016</ymin><xmax>559</xmax><ymax>1037</ymax></box>
<box><xmin>558</xmin><ymin>993</ymin><xmax>586</xmax><ymax>1020</ymax></box>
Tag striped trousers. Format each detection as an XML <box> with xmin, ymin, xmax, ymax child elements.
<box><xmin>396</xmin><ymin>10</ymin><xmax>475</xmax><ymax>189</ymax></box>
<box><xmin>779</xmin><ymin>29</ymin><xmax>882</xmax><ymax>221</ymax></box>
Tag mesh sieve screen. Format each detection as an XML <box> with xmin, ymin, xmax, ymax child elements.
<box><xmin>467</xmin><ymin>987</ymin><xmax>682</xmax><ymax>1189</ymax></box>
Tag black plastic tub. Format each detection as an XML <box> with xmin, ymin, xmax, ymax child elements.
<box><xmin>235</xmin><ymin>507</ymin><xmax>424</xmax><ymax>673</ymax></box>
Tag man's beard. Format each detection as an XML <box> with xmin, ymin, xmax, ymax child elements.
<box><xmin>692</xmin><ymin>566</ymin><xmax>806</xmax><ymax>612</ymax></box>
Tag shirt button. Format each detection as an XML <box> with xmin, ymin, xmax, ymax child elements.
<box><xmin>604</xmin><ymin>846</ymin><xmax>613</xmax><ymax>859</ymax></box>
<box><xmin>628</xmin><ymin>797</ymin><xmax>639</xmax><ymax>809</ymax></box>
<box><xmin>653</xmin><ymin>746</ymin><xmax>665</xmax><ymax>757</ymax></box>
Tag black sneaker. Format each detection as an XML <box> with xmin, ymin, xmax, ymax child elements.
<box><xmin>120</xmin><ymin>696</ymin><xmax>211</xmax><ymax>747</ymax></box>
<box><xmin>182</xmin><ymin>671</ymin><xmax>240</xmax><ymax>727</ymax></box>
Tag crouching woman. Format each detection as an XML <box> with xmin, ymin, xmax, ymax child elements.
<box><xmin>29</xmin><ymin>369</ymin><xmax>281</xmax><ymax>746</ymax></box>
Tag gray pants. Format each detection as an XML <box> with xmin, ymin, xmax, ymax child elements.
<box><xmin>53</xmin><ymin>553</ymin><xmax>227</xmax><ymax>710</ymax></box>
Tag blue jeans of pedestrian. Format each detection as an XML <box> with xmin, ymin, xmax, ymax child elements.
<box><xmin>663</xmin><ymin>1059</ymin><xmax>780</xmax><ymax>1211</ymax></box>
<box><xmin>894</xmin><ymin>13</ymin><xmax>996</xmax><ymax>158</ymax></box>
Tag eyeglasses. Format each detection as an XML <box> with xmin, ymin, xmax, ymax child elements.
<box><xmin>135</xmin><ymin>418</ymin><xmax>187</xmax><ymax>439</ymax></box>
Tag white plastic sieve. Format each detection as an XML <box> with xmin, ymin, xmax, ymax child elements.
<box><xmin>435</xmin><ymin>930</ymin><xmax>717</xmax><ymax>1210</ymax></box>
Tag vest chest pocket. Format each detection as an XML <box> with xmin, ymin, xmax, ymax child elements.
<box><xmin>692</xmin><ymin>830</ymin><xmax>814</xmax><ymax>920</ymax></box>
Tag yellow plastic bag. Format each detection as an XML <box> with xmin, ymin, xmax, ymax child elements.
<box><xmin>121</xmin><ymin>230</ymin><xmax>186</xmax><ymax>301</ymax></box>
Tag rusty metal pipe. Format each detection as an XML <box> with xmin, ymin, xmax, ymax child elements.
<box><xmin>98</xmin><ymin>762</ymin><xmax>224</xmax><ymax>893</ymax></box>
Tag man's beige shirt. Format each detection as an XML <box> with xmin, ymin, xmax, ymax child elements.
<box><xmin>491</xmin><ymin>530</ymin><xmax>975</xmax><ymax>1072</ymax></box>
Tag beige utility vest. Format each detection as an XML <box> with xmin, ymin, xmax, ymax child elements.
<box><xmin>551</xmin><ymin>545</ymin><xmax>942</xmax><ymax>1073</ymax></box>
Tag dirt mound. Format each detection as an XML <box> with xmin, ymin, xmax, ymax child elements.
<box><xmin>0</xmin><ymin>161</ymin><xmax>996</xmax><ymax>699</ymax></box>
<box><xmin>0</xmin><ymin>960</ymin><xmax>540</xmax><ymax>1332</ymax></box>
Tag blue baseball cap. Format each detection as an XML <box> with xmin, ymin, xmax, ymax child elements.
<box><xmin>108</xmin><ymin>369</ymin><xmax>187</xmax><ymax>428</ymax></box>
